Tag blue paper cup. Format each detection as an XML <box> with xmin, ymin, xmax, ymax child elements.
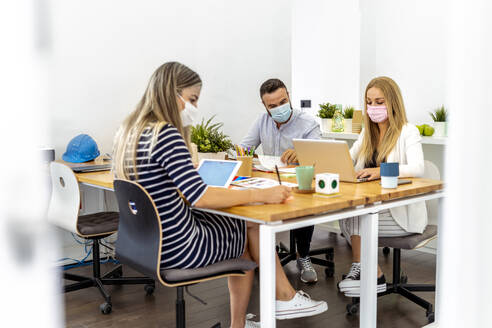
<box><xmin>380</xmin><ymin>162</ymin><xmax>399</xmax><ymax>189</ymax></box>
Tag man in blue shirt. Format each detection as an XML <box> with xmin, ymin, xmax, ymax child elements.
<box><xmin>240</xmin><ymin>78</ymin><xmax>321</xmax><ymax>283</ymax></box>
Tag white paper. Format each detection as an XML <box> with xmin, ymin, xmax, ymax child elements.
<box><xmin>278</xmin><ymin>167</ymin><xmax>296</xmax><ymax>174</ymax></box>
<box><xmin>231</xmin><ymin>177</ymin><xmax>297</xmax><ymax>189</ymax></box>
<box><xmin>257</xmin><ymin>155</ymin><xmax>287</xmax><ymax>171</ymax></box>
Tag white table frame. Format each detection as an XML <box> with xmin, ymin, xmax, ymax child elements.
<box><xmin>79</xmin><ymin>180</ymin><xmax>444</xmax><ymax>328</ymax></box>
<box><xmin>202</xmin><ymin>191</ymin><xmax>444</xmax><ymax>328</ymax></box>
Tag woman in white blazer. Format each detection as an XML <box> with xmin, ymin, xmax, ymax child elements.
<box><xmin>338</xmin><ymin>76</ymin><xmax>427</xmax><ymax>297</ymax></box>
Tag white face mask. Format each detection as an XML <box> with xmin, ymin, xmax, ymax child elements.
<box><xmin>179</xmin><ymin>95</ymin><xmax>199</xmax><ymax>127</ymax></box>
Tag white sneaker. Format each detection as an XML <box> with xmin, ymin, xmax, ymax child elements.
<box><xmin>275</xmin><ymin>290</ymin><xmax>328</xmax><ymax>320</ymax></box>
<box><xmin>343</xmin><ymin>275</ymin><xmax>387</xmax><ymax>297</ymax></box>
<box><xmin>244</xmin><ymin>313</ymin><xmax>260</xmax><ymax>328</ymax></box>
<box><xmin>338</xmin><ymin>262</ymin><xmax>361</xmax><ymax>292</ymax></box>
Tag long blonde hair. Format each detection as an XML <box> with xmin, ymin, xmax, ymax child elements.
<box><xmin>113</xmin><ymin>62</ymin><xmax>201</xmax><ymax>179</ymax></box>
<box><xmin>359</xmin><ymin>76</ymin><xmax>408</xmax><ymax>166</ymax></box>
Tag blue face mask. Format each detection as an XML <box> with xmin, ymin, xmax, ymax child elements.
<box><xmin>268</xmin><ymin>103</ymin><xmax>292</xmax><ymax>123</ymax></box>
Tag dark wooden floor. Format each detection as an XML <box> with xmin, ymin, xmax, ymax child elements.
<box><xmin>65</xmin><ymin>230</ymin><xmax>436</xmax><ymax>328</ymax></box>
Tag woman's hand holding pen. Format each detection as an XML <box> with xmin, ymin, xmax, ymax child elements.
<box><xmin>256</xmin><ymin>185</ymin><xmax>292</xmax><ymax>204</ymax></box>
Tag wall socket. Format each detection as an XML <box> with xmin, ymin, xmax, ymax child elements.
<box><xmin>300</xmin><ymin>99</ymin><xmax>311</xmax><ymax>108</ymax></box>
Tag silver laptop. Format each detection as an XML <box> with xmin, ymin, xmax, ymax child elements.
<box><xmin>293</xmin><ymin>139</ymin><xmax>368</xmax><ymax>183</ymax></box>
<box><xmin>69</xmin><ymin>163</ymin><xmax>112</xmax><ymax>173</ymax></box>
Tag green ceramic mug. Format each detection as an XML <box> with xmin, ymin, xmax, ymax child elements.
<box><xmin>295</xmin><ymin>166</ymin><xmax>314</xmax><ymax>190</ymax></box>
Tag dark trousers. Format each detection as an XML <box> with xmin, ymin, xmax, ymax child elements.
<box><xmin>293</xmin><ymin>225</ymin><xmax>314</xmax><ymax>258</ymax></box>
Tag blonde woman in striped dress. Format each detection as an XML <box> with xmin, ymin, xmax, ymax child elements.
<box><xmin>113</xmin><ymin>62</ymin><xmax>327</xmax><ymax>328</ymax></box>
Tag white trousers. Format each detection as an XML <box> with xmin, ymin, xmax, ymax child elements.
<box><xmin>340</xmin><ymin>209</ymin><xmax>413</xmax><ymax>245</ymax></box>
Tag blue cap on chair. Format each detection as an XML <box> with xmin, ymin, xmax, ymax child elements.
<box><xmin>380</xmin><ymin>162</ymin><xmax>399</xmax><ymax>177</ymax></box>
<box><xmin>62</xmin><ymin>134</ymin><xmax>100</xmax><ymax>163</ymax></box>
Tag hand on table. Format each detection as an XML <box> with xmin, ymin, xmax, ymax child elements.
<box><xmin>259</xmin><ymin>185</ymin><xmax>292</xmax><ymax>204</ymax></box>
<box><xmin>356</xmin><ymin>167</ymin><xmax>380</xmax><ymax>181</ymax></box>
<box><xmin>281</xmin><ymin>149</ymin><xmax>298</xmax><ymax>164</ymax></box>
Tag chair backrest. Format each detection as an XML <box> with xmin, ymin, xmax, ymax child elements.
<box><xmin>47</xmin><ymin>162</ymin><xmax>81</xmax><ymax>233</ymax></box>
<box><xmin>113</xmin><ymin>179</ymin><xmax>162</xmax><ymax>281</ymax></box>
<box><xmin>423</xmin><ymin>160</ymin><xmax>441</xmax><ymax>220</ymax></box>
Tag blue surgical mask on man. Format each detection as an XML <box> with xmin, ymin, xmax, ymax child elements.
<box><xmin>268</xmin><ymin>103</ymin><xmax>292</xmax><ymax>123</ymax></box>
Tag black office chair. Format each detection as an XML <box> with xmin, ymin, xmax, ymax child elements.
<box><xmin>346</xmin><ymin>225</ymin><xmax>437</xmax><ymax>323</ymax></box>
<box><xmin>277</xmin><ymin>230</ymin><xmax>335</xmax><ymax>277</ymax></box>
<box><xmin>47</xmin><ymin>162</ymin><xmax>155</xmax><ymax>314</ymax></box>
<box><xmin>113</xmin><ymin>179</ymin><xmax>257</xmax><ymax>328</ymax></box>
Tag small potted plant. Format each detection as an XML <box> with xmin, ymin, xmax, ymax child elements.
<box><xmin>343</xmin><ymin>106</ymin><xmax>355</xmax><ymax>133</ymax></box>
<box><xmin>318</xmin><ymin>102</ymin><xmax>337</xmax><ymax>133</ymax></box>
<box><xmin>430</xmin><ymin>105</ymin><xmax>448</xmax><ymax>137</ymax></box>
<box><xmin>191</xmin><ymin>116</ymin><xmax>233</xmax><ymax>161</ymax></box>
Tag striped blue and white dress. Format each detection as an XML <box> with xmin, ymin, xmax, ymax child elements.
<box><xmin>127</xmin><ymin>123</ymin><xmax>246</xmax><ymax>269</ymax></box>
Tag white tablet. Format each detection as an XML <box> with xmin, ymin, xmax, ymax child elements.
<box><xmin>197</xmin><ymin>159</ymin><xmax>242</xmax><ymax>188</ymax></box>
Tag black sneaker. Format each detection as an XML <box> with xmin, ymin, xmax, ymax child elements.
<box><xmin>338</xmin><ymin>262</ymin><xmax>361</xmax><ymax>292</ymax></box>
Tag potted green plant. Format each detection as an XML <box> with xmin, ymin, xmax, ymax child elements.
<box><xmin>343</xmin><ymin>106</ymin><xmax>355</xmax><ymax>133</ymax></box>
<box><xmin>430</xmin><ymin>105</ymin><xmax>448</xmax><ymax>137</ymax></box>
<box><xmin>191</xmin><ymin>116</ymin><xmax>233</xmax><ymax>161</ymax></box>
<box><xmin>318</xmin><ymin>102</ymin><xmax>337</xmax><ymax>133</ymax></box>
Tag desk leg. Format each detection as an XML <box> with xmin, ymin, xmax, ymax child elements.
<box><xmin>260</xmin><ymin>224</ymin><xmax>276</xmax><ymax>328</ymax></box>
<box><xmin>360</xmin><ymin>212</ymin><xmax>378</xmax><ymax>328</ymax></box>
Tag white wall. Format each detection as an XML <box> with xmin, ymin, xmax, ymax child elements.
<box><xmin>46</xmin><ymin>0</ymin><xmax>291</xmax><ymax>156</ymax></box>
<box><xmin>291</xmin><ymin>0</ymin><xmax>360</xmax><ymax>117</ymax></box>
<box><xmin>359</xmin><ymin>0</ymin><xmax>446</xmax><ymax>124</ymax></box>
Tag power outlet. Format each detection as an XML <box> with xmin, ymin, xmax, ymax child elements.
<box><xmin>300</xmin><ymin>100</ymin><xmax>311</xmax><ymax>108</ymax></box>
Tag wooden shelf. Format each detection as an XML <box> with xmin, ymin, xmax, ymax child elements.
<box><xmin>322</xmin><ymin>132</ymin><xmax>447</xmax><ymax>145</ymax></box>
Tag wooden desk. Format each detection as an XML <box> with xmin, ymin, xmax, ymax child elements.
<box><xmin>72</xmin><ymin>167</ymin><xmax>444</xmax><ymax>328</ymax></box>
<box><xmin>76</xmin><ymin>171</ymin><xmax>114</xmax><ymax>190</ymax></box>
<box><xmin>74</xmin><ymin>169</ymin><xmax>443</xmax><ymax>221</ymax></box>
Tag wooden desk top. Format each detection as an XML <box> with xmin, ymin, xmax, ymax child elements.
<box><xmin>76</xmin><ymin>170</ymin><xmax>115</xmax><ymax>189</ymax></box>
<box><xmin>71</xmin><ymin>167</ymin><xmax>444</xmax><ymax>222</ymax></box>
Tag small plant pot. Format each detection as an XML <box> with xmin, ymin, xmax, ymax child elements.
<box><xmin>432</xmin><ymin>122</ymin><xmax>447</xmax><ymax>137</ymax></box>
<box><xmin>321</xmin><ymin>119</ymin><xmax>332</xmax><ymax>133</ymax></box>
<box><xmin>197</xmin><ymin>151</ymin><xmax>227</xmax><ymax>162</ymax></box>
<box><xmin>344</xmin><ymin>119</ymin><xmax>353</xmax><ymax>133</ymax></box>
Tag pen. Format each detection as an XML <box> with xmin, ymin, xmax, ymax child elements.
<box><xmin>275</xmin><ymin>165</ymin><xmax>282</xmax><ymax>185</ymax></box>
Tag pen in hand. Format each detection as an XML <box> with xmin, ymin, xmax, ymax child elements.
<box><xmin>275</xmin><ymin>165</ymin><xmax>282</xmax><ymax>185</ymax></box>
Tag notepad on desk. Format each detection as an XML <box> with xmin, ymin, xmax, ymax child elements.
<box><xmin>231</xmin><ymin>177</ymin><xmax>298</xmax><ymax>189</ymax></box>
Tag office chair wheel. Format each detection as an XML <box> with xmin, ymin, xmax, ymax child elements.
<box><xmin>100</xmin><ymin>302</ymin><xmax>112</xmax><ymax>314</ymax></box>
<box><xmin>346</xmin><ymin>303</ymin><xmax>359</xmax><ymax>315</ymax></box>
<box><xmin>400</xmin><ymin>274</ymin><xmax>408</xmax><ymax>284</ymax></box>
<box><xmin>382</xmin><ymin>247</ymin><xmax>390</xmax><ymax>255</ymax></box>
<box><xmin>145</xmin><ymin>284</ymin><xmax>155</xmax><ymax>296</ymax></box>
<box><xmin>324</xmin><ymin>267</ymin><xmax>334</xmax><ymax>277</ymax></box>
<box><xmin>427</xmin><ymin>311</ymin><xmax>435</xmax><ymax>323</ymax></box>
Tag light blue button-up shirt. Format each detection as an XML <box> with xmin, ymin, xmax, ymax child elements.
<box><xmin>240</xmin><ymin>109</ymin><xmax>321</xmax><ymax>156</ymax></box>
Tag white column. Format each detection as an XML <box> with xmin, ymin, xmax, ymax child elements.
<box><xmin>291</xmin><ymin>0</ymin><xmax>360</xmax><ymax>116</ymax></box>
<box><xmin>438</xmin><ymin>0</ymin><xmax>492</xmax><ymax>326</ymax></box>
<box><xmin>360</xmin><ymin>212</ymin><xmax>379</xmax><ymax>327</ymax></box>
<box><xmin>260</xmin><ymin>224</ymin><xmax>277</xmax><ymax>327</ymax></box>
<box><xmin>0</xmin><ymin>0</ymin><xmax>62</xmax><ymax>327</ymax></box>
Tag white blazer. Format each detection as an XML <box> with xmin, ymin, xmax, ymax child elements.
<box><xmin>350</xmin><ymin>123</ymin><xmax>428</xmax><ymax>233</ymax></box>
